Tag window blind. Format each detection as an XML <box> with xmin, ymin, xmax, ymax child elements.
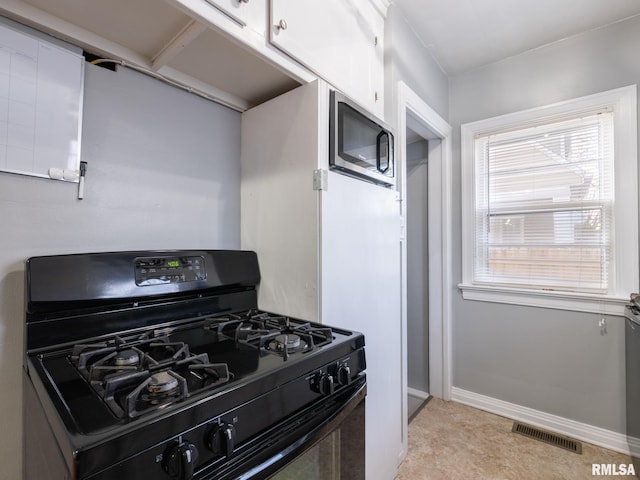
<box><xmin>473</xmin><ymin>111</ymin><xmax>614</xmax><ymax>292</ymax></box>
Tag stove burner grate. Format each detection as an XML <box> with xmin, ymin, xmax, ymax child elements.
<box><xmin>69</xmin><ymin>334</ymin><xmax>232</xmax><ymax>419</ymax></box>
<box><xmin>101</xmin><ymin>355</ymin><xmax>232</xmax><ymax>419</ymax></box>
<box><xmin>205</xmin><ymin>310</ymin><xmax>334</xmax><ymax>360</ymax></box>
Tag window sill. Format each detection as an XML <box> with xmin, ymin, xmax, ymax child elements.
<box><xmin>458</xmin><ymin>283</ymin><xmax>630</xmax><ymax>315</ymax></box>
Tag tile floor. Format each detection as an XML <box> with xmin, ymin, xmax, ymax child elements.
<box><xmin>397</xmin><ymin>398</ymin><xmax>637</xmax><ymax>479</ymax></box>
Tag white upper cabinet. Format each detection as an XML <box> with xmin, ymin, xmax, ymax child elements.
<box><xmin>202</xmin><ymin>0</ymin><xmax>265</xmax><ymax>35</ymax></box>
<box><xmin>1</xmin><ymin>0</ymin><xmax>386</xmax><ymax>114</ymax></box>
<box><xmin>270</xmin><ymin>0</ymin><xmax>386</xmax><ymax>117</ymax></box>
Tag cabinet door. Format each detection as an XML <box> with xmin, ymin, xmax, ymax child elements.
<box><xmin>205</xmin><ymin>0</ymin><xmax>264</xmax><ymax>34</ymax></box>
<box><xmin>270</xmin><ymin>0</ymin><xmax>383</xmax><ymax>117</ymax></box>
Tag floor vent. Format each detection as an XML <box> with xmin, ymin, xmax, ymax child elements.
<box><xmin>512</xmin><ymin>422</ymin><xmax>582</xmax><ymax>454</ymax></box>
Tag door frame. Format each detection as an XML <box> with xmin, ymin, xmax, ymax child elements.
<box><xmin>396</xmin><ymin>81</ymin><xmax>453</xmax><ymax>459</ymax></box>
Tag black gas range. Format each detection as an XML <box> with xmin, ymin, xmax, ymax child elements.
<box><xmin>23</xmin><ymin>250</ymin><xmax>366</xmax><ymax>480</ymax></box>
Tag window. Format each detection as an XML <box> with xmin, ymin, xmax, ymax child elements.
<box><xmin>460</xmin><ymin>86</ymin><xmax>638</xmax><ymax>314</ymax></box>
<box><xmin>475</xmin><ymin>112</ymin><xmax>613</xmax><ymax>292</ymax></box>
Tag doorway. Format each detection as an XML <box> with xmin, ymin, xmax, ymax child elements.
<box><xmin>405</xmin><ymin>130</ymin><xmax>430</xmax><ymax>419</ymax></box>
<box><xmin>396</xmin><ymin>81</ymin><xmax>453</xmax><ymax>462</ymax></box>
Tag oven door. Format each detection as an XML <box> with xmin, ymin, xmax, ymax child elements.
<box><xmin>201</xmin><ymin>375</ymin><xmax>366</xmax><ymax>480</ymax></box>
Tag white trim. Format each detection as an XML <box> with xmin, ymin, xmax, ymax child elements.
<box><xmin>368</xmin><ymin>0</ymin><xmax>391</xmax><ymax>18</ymax></box>
<box><xmin>459</xmin><ymin>284</ymin><xmax>629</xmax><ymax>315</ymax></box>
<box><xmin>150</xmin><ymin>20</ymin><xmax>207</xmax><ymax>71</ymax></box>
<box><xmin>461</xmin><ymin>85</ymin><xmax>639</xmax><ymax>310</ymax></box>
<box><xmin>407</xmin><ymin>387</ymin><xmax>430</xmax><ymax>401</ymax></box>
<box><xmin>396</xmin><ymin>82</ymin><xmax>409</xmax><ymax>465</ymax></box>
<box><xmin>396</xmin><ymin>80</ymin><xmax>453</xmax><ymax>465</ymax></box>
<box><xmin>452</xmin><ymin>387</ymin><xmax>640</xmax><ymax>458</ymax></box>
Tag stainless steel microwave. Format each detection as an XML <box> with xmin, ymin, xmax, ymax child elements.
<box><xmin>329</xmin><ymin>90</ymin><xmax>395</xmax><ymax>188</ymax></box>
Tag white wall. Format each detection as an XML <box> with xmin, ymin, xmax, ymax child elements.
<box><xmin>449</xmin><ymin>15</ymin><xmax>640</xmax><ymax>433</ymax></box>
<box><xmin>0</xmin><ymin>51</ymin><xmax>241</xmax><ymax>479</ymax></box>
<box><xmin>384</xmin><ymin>4</ymin><xmax>449</xmax><ymax>122</ymax></box>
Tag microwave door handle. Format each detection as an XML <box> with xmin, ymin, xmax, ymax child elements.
<box><xmin>376</xmin><ymin>131</ymin><xmax>390</xmax><ymax>174</ymax></box>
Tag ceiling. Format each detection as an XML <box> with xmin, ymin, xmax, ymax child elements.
<box><xmin>392</xmin><ymin>0</ymin><xmax>640</xmax><ymax>75</ymax></box>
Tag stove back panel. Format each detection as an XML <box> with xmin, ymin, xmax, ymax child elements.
<box><xmin>27</xmin><ymin>250</ymin><xmax>260</xmax><ymax>310</ymax></box>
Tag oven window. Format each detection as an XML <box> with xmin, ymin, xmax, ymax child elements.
<box><xmin>268</xmin><ymin>394</ymin><xmax>365</xmax><ymax>480</ymax></box>
<box><xmin>270</xmin><ymin>431</ymin><xmax>341</xmax><ymax>480</ymax></box>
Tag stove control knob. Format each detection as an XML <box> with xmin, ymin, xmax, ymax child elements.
<box><xmin>314</xmin><ymin>372</ymin><xmax>334</xmax><ymax>396</ymax></box>
<box><xmin>163</xmin><ymin>441</ymin><xmax>199</xmax><ymax>480</ymax></box>
<box><xmin>206</xmin><ymin>422</ymin><xmax>235</xmax><ymax>458</ymax></box>
<box><xmin>336</xmin><ymin>365</ymin><xmax>351</xmax><ymax>386</ymax></box>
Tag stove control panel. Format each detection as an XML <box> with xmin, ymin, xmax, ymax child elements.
<box><xmin>205</xmin><ymin>422</ymin><xmax>235</xmax><ymax>458</ymax></box>
<box><xmin>135</xmin><ymin>256</ymin><xmax>206</xmax><ymax>286</ymax></box>
<box><xmin>162</xmin><ymin>440</ymin><xmax>198</xmax><ymax>480</ymax></box>
<box><xmin>311</xmin><ymin>359</ymin><xmax>354</xmax><ymax>396</ymax></box>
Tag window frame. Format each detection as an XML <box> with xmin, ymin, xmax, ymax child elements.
<box><xmin>459</xmin><ymin>86</ymin><xmax>638</xmax><ymax>314</ymax></box>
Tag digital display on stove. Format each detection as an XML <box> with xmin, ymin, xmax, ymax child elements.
<box><xmin>134</xmin><ymin>256</ymin><xmax>206</xmax><ymax>286</ymax></box>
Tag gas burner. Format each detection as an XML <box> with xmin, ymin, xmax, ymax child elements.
<box><xmin>114</xmin><ymin>349</ymin><xmax>140</xmax><ymax>367</ymax></box>
<box><xmin>147</xmin><ymin>371</ymin><xmax>179</xmax><ymax>395</ymax></box>
<box><xmin>130</xmin><ymin>370</ymin><xmax>186</xmax><ymax>412</ymax></box>
<box><xmin>269</xmin><ymin>334</ymin><xmax>305</xmax><ymax>353</ymax></box>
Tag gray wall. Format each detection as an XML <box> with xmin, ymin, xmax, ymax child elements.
<box><xmin>449</xmin><ymin>15</ymin><xmax>640</xmax><ymax>433</ymax></box>
<box><xmin>406</xmin><ymin>139</ymin><xmax>429</xmax><ymax>392</ymax></box>
<box><xmin>0</xmin><ymin>60</ymin><xmax>241</xmax><ymax>478</ymax></box>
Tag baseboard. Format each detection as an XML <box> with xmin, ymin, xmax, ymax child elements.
<box><xmin>408</xmin><ymin>387</ymin><xmax>429</xmax><ymax>401</ymax></box>
<box><xmin>451</xmin><ymin>387</ymin><xmax>640</xmax><ymax>458</ymax></box>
